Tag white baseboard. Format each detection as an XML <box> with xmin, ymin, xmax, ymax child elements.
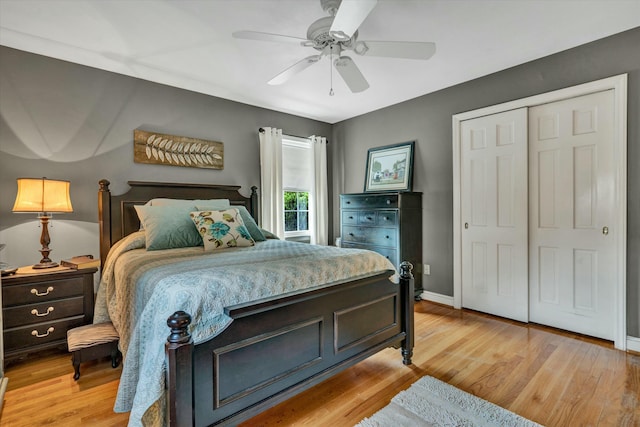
<box><xmin>627</xmin><ymin>336</ymin><xmax>640</xmax><ymax>353</ymax></box>
<box><xmin>420</xmin><ymin>291</ymin><xmax>454</xmax><ymax>307</ymax></box>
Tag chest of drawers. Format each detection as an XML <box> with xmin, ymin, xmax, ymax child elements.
<box><xmin>340</xmin><ymin>192</ymin><xmax>422</xmax><ymax>299</ymax></box>
<box><xmin>2</xmin><ymin>268</ymin><xmax>96</xmax><ymax>362</ymax></box>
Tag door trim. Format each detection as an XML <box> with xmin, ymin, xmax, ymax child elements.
<box><xmin>452</xmin><ymin>74</ymin><xmax>627</xmax><ymax>350</ymax></box>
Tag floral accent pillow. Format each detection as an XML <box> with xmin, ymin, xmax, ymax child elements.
<box><xmin>190</xmin><ymin>209</ymin><xmax>255</xmax><ymax>251</ymax></box>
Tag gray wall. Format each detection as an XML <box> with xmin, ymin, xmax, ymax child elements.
<box><xmin>1</xmin><ymin>27</ymin><xmax>638</xmax><ymax>338</ymax></box>
<box><xmin>0</xmin><ymin>46</ymin><xmax>331</xmax><ymax>267</ymax></box>
<box><xmin>331</xmin><ymin>27</ymin><xmax>640</xmax><ymax>337</ymax></box>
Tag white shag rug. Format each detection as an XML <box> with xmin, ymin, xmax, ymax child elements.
<box><xmin>356</xmin><ymin>376</ymin><xmax>543</xmax><ymax>427</ymax></box>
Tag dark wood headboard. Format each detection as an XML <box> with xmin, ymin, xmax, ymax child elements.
<box><xmin>98</xmin><ymin>179</ymin><xmax>258</xmax><ymax>269</ymax></box>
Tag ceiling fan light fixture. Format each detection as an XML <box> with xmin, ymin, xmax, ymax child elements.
<box><xmin>329</xmin><ymin>30</ymin><xmax>350</xmax><ymax>41</ymax></box>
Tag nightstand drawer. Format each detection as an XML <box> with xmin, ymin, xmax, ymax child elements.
<box><xmin>341</xmin><ymin>194</ymin><xmax>398</xmax><ymax>209</ymax></box>
<box><xmin>342</xmin><ymin>226</ymin><xmax>397</xmax><ymax>247</ymax></box>
<box><xmin>2</xmin><ymin>276</ymin><xmax>84</xmax><ymax>307</ymax></box>
<box><xmin>3</xmin><ymin>296</ymin><xmax>85</xmax><ymax>329</ymax></box>
<box><xmin>4</xmin><ymin>316</ymin><xmax>85</xmax><ymax>353</ymax></box>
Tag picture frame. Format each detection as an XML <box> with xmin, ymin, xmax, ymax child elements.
<box><xmin>364</xmin><ymin>141</ymin><xmax>415</xmax><ymax>192</ymax></box>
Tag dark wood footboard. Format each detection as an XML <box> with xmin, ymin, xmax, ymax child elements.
<box><xmin>166</xmin><ymin>262</ymin><xmax>415</xmax><ymax>427</ymax></box>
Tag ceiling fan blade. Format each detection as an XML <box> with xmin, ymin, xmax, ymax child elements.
<box><xmin>233</xmin><ymin>30</ymin><xmax>307</xmax><ymax>45</ymax></box>
<box><xmin>355</xmin><ymin>41</ymin><xmax>436</xmax><ymax>60</ymax></box>
<box><xmin>330</xmin><ymin>0</ymin><xmax>377</xmax><ymax>41</ymax></box>
<box><xmin>334</xmin><ymin>56</ymin><xmax>369</xmax><ymax>93</ymax></box>
<box><xmin>268</xmin><ymin>55</ymin><xmax>322</xmax><ymax>85</ymax></box>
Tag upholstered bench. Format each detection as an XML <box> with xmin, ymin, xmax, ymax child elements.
<box><xmin>67</xmin><ymin>322</ymin><xmax>121</xmax><ymax>380</ymax></box>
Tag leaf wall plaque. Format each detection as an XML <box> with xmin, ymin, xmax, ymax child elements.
<box><xmin>133</xmin><ymin>129</ymin><xmax>223</xmax><ymax>169</ymax></box>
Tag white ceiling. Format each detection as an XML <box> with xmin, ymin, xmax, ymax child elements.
<box><xmin>0</xmin><ymin>0</ymin><xmax>638</xmax><ymax>124</ymax></box>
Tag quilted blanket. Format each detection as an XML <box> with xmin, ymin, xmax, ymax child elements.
<box><xmin>94</xmin><ymin>231</ymin><xmax>397</xmax><ymax>426</ymax></box>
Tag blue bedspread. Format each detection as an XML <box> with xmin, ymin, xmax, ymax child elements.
<box><xmin>94</xmin><ymin>231</ymin><xmax>397</xmax><ymax>426</ymax></box>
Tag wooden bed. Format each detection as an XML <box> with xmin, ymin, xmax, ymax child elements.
<box><xmin>98</xmin><ymin>179</ymin><xmax>415</xmax><ymax>427</ymax></box>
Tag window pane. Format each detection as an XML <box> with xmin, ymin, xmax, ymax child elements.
<box><xmin>298</xmin><ymin>192</ymin><xmax>309</xmax><ymax>210</ymax></box>
<box><xmin>285</xmin><ymin>211</ymin><xmax>298</xmax><ymax>231</ymax></box>
<box><xmin>298</xmin><ymin>211</ymin><xmax>308</xmax><ymax>231</ymax></box>
<box><xmin>284</xmin><ymin>191</ymin><xmax>296</xmax><ymax>211</ymax></box>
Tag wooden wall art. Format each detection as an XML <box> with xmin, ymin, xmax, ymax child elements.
<box><xmin>134</xmin><ymin>130</ymin><xmax>223</xmax><ymax>169</ymax></box>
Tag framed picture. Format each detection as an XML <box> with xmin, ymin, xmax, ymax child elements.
<box><xmin>364</xmin><ymin>141</ymin><xmax>415</xmax><ymax>192</ymax></box>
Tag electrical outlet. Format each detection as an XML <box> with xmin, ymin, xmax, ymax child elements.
<box><xmin>424</xmin><ymin>264</ymin><xmax>431</xmax><ymax>275</ymax></box>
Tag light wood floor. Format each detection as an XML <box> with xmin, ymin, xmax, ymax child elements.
<box><xmin>2</xmin><ymin>301</ymin><xmax>638</xmax><ymax>426</ymax></box>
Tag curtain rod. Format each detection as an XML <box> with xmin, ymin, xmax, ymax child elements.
<box><xmin>258</xmin><ymin>128</ymin><xmax>329</xmax><ymax>143</ymax></box>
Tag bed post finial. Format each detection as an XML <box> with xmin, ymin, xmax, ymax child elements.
<box><xmin>167</xmin><ymin>311</ymin><xmax>192</xmax><ymax>343</ymax></box>
<box><xmin>399</xmin><ymin>261</ymin><xmax>414</xmax><ymax>365</ymax></box>
<box><xmin>166</xmin><ymin>311</ymin><xmax>194</xmax><ymax>427</ymax></box>
<box><xmin>99</xmin><ymin>179</ymin><xmax>111</xmax><ymax>191</ymax></box>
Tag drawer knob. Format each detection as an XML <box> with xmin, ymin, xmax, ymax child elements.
<box><xmin>346</xmin><ymin>201</ymin><xmax>351</xmax><ymax>204</ymax></box>
<box><xmin>31</xmin><ymin>306</ymin><xmax>54</xmax><ymax>317</ymax></box>
<box><xmin>31</xmin><ymin>327</ymin><xmax>55</xmax><ymax>338</ymax></box>
<box><xmin>349</xmin><ymin>216</ymin><xmax>354</xmax><ymax>219</ymax></box>
<box><xmin>366</xmin><ymin>216</ymin><xmax>373</xmax><ymax>220</ymax></box>
<box><xmin>385</xmin><ymin>235</ymin><xmax>390</xmax><ymax>239</ymax></box>
<box><xmin>386</xmin><ymin>200</ymin><xmax>391</xmax><ymax>205</ymax></box>
<box><xmin>384</xmin><ymin>216</ymin><xmax>390</xmax><ymax>221</ymax></box>
<box><xmin>31</xmin><ymin>286</ymin><xmax>54</xmax><ymax>297</ymax></box>
<box><xmin>349</xmin><ymin>232</ymin><xmax>354</xmax><ymax>236</ymax></box>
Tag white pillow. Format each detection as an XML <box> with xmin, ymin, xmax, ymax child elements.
<box><xmin>148</xmin><ymin>198</ymin><xmax>230</xmax><ymax>208</ymax></box>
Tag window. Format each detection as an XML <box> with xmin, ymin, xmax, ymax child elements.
<box><xmin>284</xmin><ymin>191</ymin><xmax>309</xmax><ymax>233</ymax></box>
<box><xmin>282</xmin><ymin>136</ymin><xmax>312</xmax><ymax>240</ymax></box>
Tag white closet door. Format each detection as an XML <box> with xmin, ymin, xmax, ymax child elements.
<box><xmin>529</xmin><ymin>90</ymin><xmax>616</xmax><ymax>340</ymax></box>
<box><xmin>461</xmin><ymin>108</ymin><xmax>529</xmax><ymax>322</ymax></box>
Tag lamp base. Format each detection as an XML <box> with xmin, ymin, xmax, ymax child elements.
<box><xmin>33</xmin><ymin>260</ymin><xmax>60</xmax><ymax>269</ymax></box>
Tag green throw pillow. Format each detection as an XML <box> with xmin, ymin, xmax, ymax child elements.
<box><xmin>134</xmin><ymin>205</ymin><xmax>203</xmax><ymax>250</ymax></box>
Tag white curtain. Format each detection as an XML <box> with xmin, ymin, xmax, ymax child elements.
<box><xmin>259</xmin><ymin>127</ymin><xmax>285</xmax><ymax>239</ymax></box>
<box><xmin>310</xmin><ymin>135</ymin><xmax>328</xmax><ymax>245</ymax></box>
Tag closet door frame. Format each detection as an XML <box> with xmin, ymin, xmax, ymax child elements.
<box><xmin>452</xmin><ymin>74</ymin><xmax>628</xmax><ymax>350</ymax></box>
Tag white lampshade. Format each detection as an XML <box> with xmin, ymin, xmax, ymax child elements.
<box><xmin>12</xmin><ymin>178</ymin><xmax>73</xmax><ymax>213</ymax></box>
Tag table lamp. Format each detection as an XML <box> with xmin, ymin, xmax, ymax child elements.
<box><xmin>12</xmin><ymin>177</ymin><xmax>73</xmax><ymax>269</ymax></box>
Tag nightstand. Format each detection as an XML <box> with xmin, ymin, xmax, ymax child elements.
<box><xmin>2</xmin><ymin>267</ymin><xmax>96</xmax><ymax>363</ymax></box>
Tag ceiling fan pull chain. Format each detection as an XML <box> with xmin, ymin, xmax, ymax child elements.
<box><xmin>329</xmin><ymin>45</ymin><xmax>335</xmax><ymax>96</ymax></box>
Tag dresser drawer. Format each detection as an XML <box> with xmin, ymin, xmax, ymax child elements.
<box><xmin>3</xmin><ymin>316</ymin><xmax>85</xmax><ymax>353</ymax></box>
<box><xmin>376</xmin><ymin>211</ymin><xmax>398</xmax><ymax>226</ymax></box>
<box><xmin>342</xmin><ymin>226</ymin><xmax>397</xmax><ymax>247</ymax></box>
<box><xmin>341</xmin><ymin>194</ymin><xmax>398</xmax><ymax>209</ymax></box>
<box><xmin>342</xmin><ymin>211</ymin><xmax>358</xmax><ymax>225</ymax></box>
<box><xmin>2</xmin><ymin>296</ymin><xmax>85</xmax><ymax>329</ymax></box>
<box><xmin>341</xmin><ymin>242</ymin><xmax>399</xmax><ymax>266</ymax></box>
<box><xmin>357</xmin><ymin>211</ymin><xmax>377</xmax><ymax>225</ymax></box>
<box><xmin>2</xmin><ymin>276</ymin><xmax>84</xmax><ymax>307</ymax></box>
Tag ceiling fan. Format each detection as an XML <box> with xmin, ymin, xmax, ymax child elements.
<box><xmin>232</xmin><ymin>0</ymin><xmax>436</xmax><ymax>94</ymax></box>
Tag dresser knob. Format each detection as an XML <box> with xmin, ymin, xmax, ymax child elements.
<box><xmin>31</xmin><ymin>286</ymin><xmax>54</xmax><ymax>297</ymax></box>
<box><xmin>386</xmin><ymin>200</ymin><xmax>391</xmax><ymax>205</ymax></box>
<box><xmin>31</xmin><ymin>306</ymin><xmax>55</xmax><ymax>317</ymax></box>
<box><xmin>31</xmin><ymin>327</ymin><xmax>55</xmax><ymax>338</ymax></box>
<box><xmin>384</xmin><ymin>216</ymin><xmax>390</xmax><ymax>221</ymax></box>
<box><xmin>349</xmin><ymin>216</ymin><xmax>354</xmax><ymax>219</ymax></box>
<box><xmin>366</xmin><ymin>216</ymin><xmax>373</xmax><ymax>220</ymax></box>
<box><xmin>349</xmin><ymin>232</ymin><xmax>354</xmax><ymax>236</ymax></box>
<box><xmin>346</xmin><ymin>201</ymin><xmax>351</xmax><ymax>204</ymax></box>
<box><xmin>385</xmin><ymin>236</ymin><xmax>390</xmax><ymax>239</ymax></box>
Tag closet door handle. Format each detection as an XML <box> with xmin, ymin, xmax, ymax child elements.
<box><xmin>602</xmin><ymin>226</ymin><xmax>609</xmax><ymax>235</ymax></box>
<box><xmin>464</xmin><ymin>222</ymin><xmax>469</xmax><ymax>229</ymax></box>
